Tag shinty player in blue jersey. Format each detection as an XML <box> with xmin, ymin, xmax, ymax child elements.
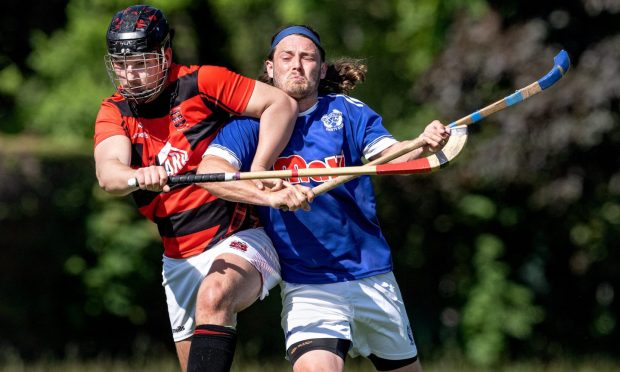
<box><xmin>198</xmin><ymin>25</ymin><xmax>450</xmax><ymax>371</ymax></box>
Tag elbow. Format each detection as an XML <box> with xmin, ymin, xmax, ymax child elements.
<box><xmin>96</xmin><ymin>174</ymin><xmax>128</xmax><ymax>196</ymax></box>
<box><xmin>98</xmin><ymin>179</ymin><xmax>113</xmax><ymax>193</ymax></box>
<box><xmin>97</xmin><ymin>179</ymin><xmax>117</xmax><ymax>194</ymax></box>
<box><xmin>286</xmin><ymin>95</ymin><xmax>298</xmax><ymax>115</ymax></box>
<box><xmin>272</xmin><ymin>92</ymin><xmax>297</xmax><ymax>117</ymax></box>
<box><xmin>95</xmin><ymin>170</ymin><xmax>110</xmax><ymax>191</ymax></box>
<box><xmin>285</xmin><ymin>94</ymin><xmax>297</xmax><ymax>109</ymax></box>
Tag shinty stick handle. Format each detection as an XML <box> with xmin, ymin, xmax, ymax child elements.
<box><xmin>312</xmin><ymin>50</ymin><xmax>571</xmax><ymax>196</ymax></box>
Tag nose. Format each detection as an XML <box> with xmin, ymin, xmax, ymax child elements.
<box><xmin>123</xmin><ymin>66</ymin><xmax>141</xmax><ymax>88</ymax></box>
<box><xmin>126</xmin><ymin>64</ymin><xmax>136</xmax><ymax>77</ymax></box>
<box><xmin>291</xmin><ymin>56</ymin><xmax>303</xmax><ymax>70</ymax></box>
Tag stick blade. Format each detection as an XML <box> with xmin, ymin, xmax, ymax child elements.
<box><xmin>554</xmin><ymin>49</ymin><xmax>571</xmax><ymax>74</ymax></box>
<box><xmin>538</xmin><ymin>49</ymin><xmax>571</xmax><ymax>90</ymax></box>
<box><xmin>375</xmin><ymin>125</ymin><xmax>468</xmax><ymax>174</ymax></box>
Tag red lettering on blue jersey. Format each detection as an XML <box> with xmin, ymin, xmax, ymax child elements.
<box><xmin>274</xmin><ymin>155</ymin><xmax>309</xmax><ymax>183</ymax></box>
<box><xmin>273</xmin><ymin>154</ymin><xmax>346</xmax><ymax>183</ymax></box>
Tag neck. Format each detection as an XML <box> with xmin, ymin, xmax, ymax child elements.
<box><xmin>297</xmin><ymin>93</ymin><xmax>319</xmax><ymax>112</ymax></box>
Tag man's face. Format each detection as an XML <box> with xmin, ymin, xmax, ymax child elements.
<box><xmin>106</xmin><ymin>46</ymin><xmax>172</xmax><ymax>102</ymax></box>
<box><xmin>266</xmin><ymin>35</ymin><xmax>327</xmax><ymax>100</ymax></box>
<box><xmin>112</xmin><ymin>53</ymin><xmax>164</xmax><ymax>94</ymax></box>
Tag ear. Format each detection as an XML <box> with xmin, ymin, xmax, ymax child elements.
<box><xmin>164</xmin><ymin>47</ymin><xmax>173</xmax><ymax>67</ymax></box>
<box><xmin>266</xmin><ymin>60</ymin><xmax>274</xmax><ymax>79</ymax></box>
<box><xmin>320</xmin><ymin>61</ymin><xmax>327</xmax><ymax>79</ymax></box>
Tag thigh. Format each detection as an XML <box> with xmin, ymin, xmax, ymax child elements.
<box><xmin>215</xmin><ymin>227</ymin><xmax>281</xmax><ymax>300</ymax></box>
<box><xmin>294</xmin><ymin>350</ymin><xmax>345</xmax><ymax>372</ymax></box>
<box><xmin>164</xmin><ymin>228</ymin><xmax>281</xmax><ymax>334</ymax></box>
<box><xmin>288</xmin><ymin>338</ymin><xmax>351</xmax><ymax>372</ymax></box>
<box><xmin>194</xmin><ymin>228</ymin><xmax>281</xmax><ymax>324</ymax></box>
<box><xmin>195</xmin><ymin>252</ymin><xmax>262</xmax><ymax>322</ymax></box>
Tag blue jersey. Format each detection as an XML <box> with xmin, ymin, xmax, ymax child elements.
<box><xmin>207</xmin><ymin>94</ymin><xmax>398</xmax><ymax>283</ymax></box>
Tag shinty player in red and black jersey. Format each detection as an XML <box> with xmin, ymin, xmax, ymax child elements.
<box><xmin>93</xmin><ymin>5</ymin><xmax>312</xmax><ymax>372</ymax></box>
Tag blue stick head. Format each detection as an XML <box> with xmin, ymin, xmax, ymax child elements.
<box><xmin>538</xmin><ymin>49</ymin><xmax>571</xmax><ymax>90</ymax></box>
<box><xmin>554</xmin><ymin>50</ymin><xmax>571</xmax><ymax>75</ymax></box>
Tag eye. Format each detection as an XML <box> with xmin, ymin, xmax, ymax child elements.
<box><xmin>278</xmin><ymin>51</ymin><xmax>295</xmax><ymax>62</ymax></box>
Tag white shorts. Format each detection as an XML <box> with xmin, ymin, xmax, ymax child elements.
<box><xmin>280</xmin><ymin>272</ymin><xmax>417</xmax><ymax>360</ymax></box>
<box><xmin>162</xmin><ymin>228</ymin><xmax>281</xmax><ymax>342</ymax></box>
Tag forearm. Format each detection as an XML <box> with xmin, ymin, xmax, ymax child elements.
<box><xmin>251</xmin><ymin>96</ymin><xmax>297</xmax><ymax>171</ymax></box>
<box><xmin>373</xmin><ymin>120</ymin><xmax>450</xmax><ymax>163</ymax></box>
<box><xmin>382</xmin><ymin>140</ymin><xmax>426</xmax><ymax>163</ymax></box>
<box><xmin>95</xmin><ymin>135</ymin><xmax>169</xmax><ymax>195</ymax></box>
<box><xmin>96</xmin><ymin>159</ymin><xmax>137</xmax><ymax>196</ymax></box>
<box><xmin>202</xmin><ymin>179</ymin><xmax>272</xmax><ymax>206</ymax></box>
<box><xmin>200</xmin><ymin>155</ymin><xmax>314</xmax><ymax>211</ymax></box>
<box><xmin>198</xmin><ymin>157</ymin><xmax>271</xmax><ymax>206</ymax></box>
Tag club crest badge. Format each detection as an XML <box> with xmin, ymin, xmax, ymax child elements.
<box><xmin>229</xmin><ymin>241</ymin><xmax>248</xmax><ymax>251</ymax></box>
<box><xmin>170</xmin><ymin>106</ymin><xmax>188</xmax><ymax>130</ymax></box>
<box><xmin>321</xmin><ymin>109</ymin><xmax>344</xmax><ymax>132</ymax></box>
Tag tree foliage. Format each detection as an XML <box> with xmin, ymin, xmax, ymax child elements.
<box><xmin>0</xmin><ymin>0</ymin><xmax>618</xmax><ymax>365</ymax></box>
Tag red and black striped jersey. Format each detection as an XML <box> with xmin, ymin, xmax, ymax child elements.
<box><xmin>94</xmin><ymin>63</ymin><xmax>260</xmax><ymax>258</ymax></box>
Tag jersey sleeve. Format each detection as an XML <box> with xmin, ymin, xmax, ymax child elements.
<box><xmin>344</xmin><ymin>96</ymin><xmax>396</xmax><ymax>159</ymax></box>
<box><xmin>93</xmin><ymin>99</ymin><xmax>128</xmax><ymax>147</ymax></box>
<box><xmin>204</xmin><ymin>117</ymin><xmax>259</xmax><ymax>171</ymax></box>
<box><xmin>197</xmin><ymin>66</ymin><xmax>257</xmax><ymax>115</ymax></box>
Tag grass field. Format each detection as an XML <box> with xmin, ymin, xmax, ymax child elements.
<box><xmin>1</xmin><ymin>356</ymin><xmax>619</xmax><ymax>372</ymax></box>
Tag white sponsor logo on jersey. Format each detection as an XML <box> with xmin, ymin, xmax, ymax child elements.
<box><xmin>157</xmin><ymin>142</ymin><xmax>189</xmax><ymax>175</ymax></box>
<box><xmin>321</xmin><ymin>109</ymin><xmax>344</xmax><ymax>132</ymax></box>
<box><xmin>132</xmin><ymin>132</ymin><xmax>149</xmax><ymax>139</ymax></box>
<box><xmin>132</xmin><ymin>122</ymin><xmax>149</xmax><ymax>139</ymax></box>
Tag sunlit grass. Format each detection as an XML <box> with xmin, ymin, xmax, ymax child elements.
<box><xmin>2</xmin><ymin>356</ymin><xmax>620</xmax><ymax>372</ymax></box>
<box><xmin>0</xmin><ymin>345</ymin><xmax>618</xmax><ymax>372</ymax></box>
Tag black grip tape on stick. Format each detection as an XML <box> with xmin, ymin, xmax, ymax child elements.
<box><xmin>168</xmin><ymin>173</ymin><xmax>227</xmax><ymax>185</ymax></box>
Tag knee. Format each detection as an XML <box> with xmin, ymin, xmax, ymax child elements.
<box><xmin>196</xmin><ymin>280</ymin><xmax>232</xmax><ymax>315</ymax></box>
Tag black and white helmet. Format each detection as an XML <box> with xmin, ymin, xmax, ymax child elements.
<box><xmin>104</xmin><ymin>5</ymin><xmax>172</xmax><ymax>103</ymax></box>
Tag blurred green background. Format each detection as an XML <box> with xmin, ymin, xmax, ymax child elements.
<box><xmin>0</xmin><ymin>0</ymin><xmax>618</xmax><ymax>369</ymax></box>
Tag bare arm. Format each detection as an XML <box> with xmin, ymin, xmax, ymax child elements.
<box><xmin>198</xmin><ymin>155</ymin><xmax>313</xmax><ymax>211</ymax></box>
<box><xmin>94</xmin><ymin>135</ymin><xmax>168</xmax><ymax>196</ymax></box>
<box><xmin>370</xmin><ymin>120</ymin><xmax>451</xmax><ymax>163</ymax></box>
<box><xmin>242</xmin><ymin>81</ymin><xmax>298</xmax><ymax>171</ymax></box>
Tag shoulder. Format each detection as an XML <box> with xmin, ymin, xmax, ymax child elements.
<box><xmin>168</xmin><ymin>63</ymin><xmax>198</xmax><ymax>81</ymax></box>
<box><xmin>217</xmin><ymin>116</ymin><xmax>259</xmax><ymax>138</ymax></box>
<box><xmin>170</xmin><ymin>64</ymin><xmax>238</xmax><ymax>83</ymax></box>
<box><xmin>195</xmin><ymin>65</ymin><xmax>255</xmax><ymax>96</ymax></box>
<box><xmin>102</xmin><ymin>92</ymin><xmax>124</xmax><ymax>104</ymax></box>
<box><xmin>318</xmin><ymin>94</ymin><xmax>375</xmax><ymax>122</ymax></box>
<box><xmin>98</xmin><ymin>95</ymin><xmax>124</xmax><ymax>115</ymax></box>
<box><xmin>320</xmin><ymin>93</ymin><xmax>368</xmax><ymax>108</ymax></box>
<box><xmin>227</xmin><ymin>116</ymin><xmax>259</xmax><ymax>128</ymax></box>
<box><xmin>197</xmin><ymin>65</ymin><xmax>242</xmax><ymax>79</ymax></box>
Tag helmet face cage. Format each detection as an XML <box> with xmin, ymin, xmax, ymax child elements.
<box><xmin>105</xmin><ymin>5</ymin><xmax>172</xmax><ymax>103</ymax></box>
<box><xmin>104</xmin><ymin>38</ymin><xmax>170</xmax><ymax>103</ymax></box>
